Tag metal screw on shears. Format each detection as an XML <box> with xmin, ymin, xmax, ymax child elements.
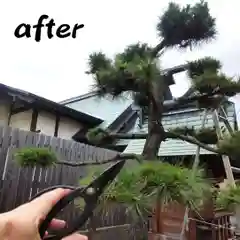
<box><xmin>86</xmin><ymin>187</ymin><xmax>95</xmax><ymax>195</ymax></box>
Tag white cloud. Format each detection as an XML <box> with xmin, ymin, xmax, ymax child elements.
<box><xmin>0</xmin><ymin>0</ymin><xmax>240</xmax><ymax>120</ymax></box>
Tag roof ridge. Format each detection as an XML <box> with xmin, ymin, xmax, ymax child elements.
<box><xmin>59</xmin><ymin>91</ymin><xmax>98</xmax><ymax>105</ymax></box>
<box><xmin>0</xmin><ymin>83</ymin><xmax>103</xmax><ymax>125</ymax></box>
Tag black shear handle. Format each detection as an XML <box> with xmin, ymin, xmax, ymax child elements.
<box><xmin>39</xmin><ymin>187</ymin><xmax>95</xmax><ymax>240</ymax></box>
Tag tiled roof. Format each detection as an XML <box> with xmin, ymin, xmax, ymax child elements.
<box><xmin>124</xmin><ymin>103</ymin><xmax>236</xmax><ymax>156</ymax></box>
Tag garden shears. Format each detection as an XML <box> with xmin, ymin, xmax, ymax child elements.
<box><xmin>30</xmin><ymin>160</ymin><xmax>125</xmax><ymax>240</ymax></box>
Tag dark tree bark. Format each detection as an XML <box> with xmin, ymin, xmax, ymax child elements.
<box><xmin>142</xmin><ymin>78</ymin><xmax>166</xmax><ymax>159</ymax></box>
<box><xmin>88</xmin><ymin>216</ymin><xmax>97</xmax><ymax>240</ymax></box>
<box><xmin>152</xmin><ymin>40</ymin><xmax>165</xmax><ymax>57</ymax></box>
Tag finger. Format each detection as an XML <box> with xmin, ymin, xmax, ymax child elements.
<box><xmin>30</xmin><ymin>188</ymin><xmax>72</xmax><ymax>217</ymax></box>
<box><xmin>49</xmin><ymin>219</ymin><xmax>66</xmax><ymax>230</ymax></box>
<box><xmin>63</xmin><ymin>233</ymin><xmax>88</xmax><ymax>240</ymax></box>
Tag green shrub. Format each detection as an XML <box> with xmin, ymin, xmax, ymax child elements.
<box><xmin>77</xmin><ymin>161</ymin><xmax>211</xmax><ymax>218</ymax></box>
<box><xmin>86</xmin><ymin>127</ymin><xmax>110</xmax><ymax>145</ymax></box>
<box><xmin>169</xmin><ymin>126</ymin><xmax>218</xmax><ymax>144</ymax></box>
<box><xmin>218</xmin><ymin>131</ymin><xmax>240</xmax><ymax>158</ymax></box>
<box><xmin>14</xmin><ymin>147</ymin><xmax>58</xmax><ymax>167</ymax></box>
<box><xmin>216</xmin><ymin>185</ymin><xmax>240</xmax><ymax>211</ymax></box>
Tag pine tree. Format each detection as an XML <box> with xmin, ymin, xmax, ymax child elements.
<box><xmin>14</xmin><ymin>1</ymin><xmax>240</xmax><ymax>238</ymax></box>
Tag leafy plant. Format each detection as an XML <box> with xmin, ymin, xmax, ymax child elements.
<box><xmin>218</xmin><ymin>131</ymin><xmax>240</xmax><ymax>158</ymax></box>
<box><xmin>89</xmin><ymin>50</ymin><xmax>161</xmax><ymax>100</ymax></box>
<box><xmin>86</xmin><ymin>127</ymin><xmax>110</xmax><ymax>145</ymax></box>
<box><xmin>216</xmin><ymin>185</ymin><xmax>240</xmax><ymax>211</ymax></box>
<box><xmin>14</xmin><ymin>147</ymin><xmax>57</xmax><ymax>167</ymax></box>
<box><xmin>78</xmin><ymin>166</ymin><xmax>151</xmax><ymax>219</ymax></box>
<box><xmin>187</xmin><ymin>57</ymin><xmax>221</xmax><ymax>78</ymax></box>
<box><xmin>169</xmin><ymin>127</ymin><xmax>218</xmax><ymax>144</ymax></box>
<box><xmin>86</xmin><ymin>52</ymin><xmax>111</xmax><ymax>74</ymax></box>
<box><xmin>157</xmin><ymin>1</ymin><xmax>216</xmax><ymax>48</ymax></box>
<box><xmin>196</xmin><ymin>95</ymin><xmax>223</xmax><ymax>109</ymax></box>
<box><xmin>192</xmin><ymin>71</ymin><xmax>240</xmax><ymax>97</ymax></box>
<box><xmin>138</xmin><ymin>162</ymin><xmax>211</xmax><ymax>210</ymax></box>
<box><xmin>196</xmin><ymin>128</ymin><xmax>218</xmax><ymax>144</ymax></box>
<box><xmin>78</xmin><ymin>162</ymin><xmax>211</xmax><ymax>219</ymax></box>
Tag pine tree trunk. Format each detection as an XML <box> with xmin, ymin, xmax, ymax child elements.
<box><xmin>142</xmin><ymin>107</ymin><xmax>165</xmax><ymax>159</ymax></box>
<box><xmin>88</xmin><ymin>216</ymin><xmax>96</xmax><ymax>240</ymax></box>
<box><xmin>142</xmin><ymin>78</ymin><xmax>166</xmax><ymax>159</ymax></box>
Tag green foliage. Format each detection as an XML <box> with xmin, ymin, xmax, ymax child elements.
<box><xmin>196</xmin><ymin>95</ymin><xmax>224</xmax><ymax>109</ymax></box>
<box><xmin>117</xmin><ymin>43</ymin><xmax>153</xmax><ymax>63</ymax></box>
<box><xmin>187</xmin><ymin>57</ymin><xmax>240</xmax><ymax>98</ymax></box>
<box><xmin>86</xmin><ymin>52</ymin><xmax>111</xmax><ymax>74</ymax></box>
<box><xmin>88</xmin><ymin>47</ymin><xmax>161</xmax><ymax>98</ymax></box>
<box><xmin>79</xmin><ymin>166</ymin><xmax>103</xmax><ymax>187</ymax></box>
<box><xmin>188</xmin><ymin>57</ymin><xmax>221</xmax><ymax>78</ymax></box>
<box><xmin>157</xmin><ymin>1</ymin><xmax>216</xmax><ymax>48</ymax></box>
<box><xmin>218</xmin><ymin>131</ymin><xmax>240</xmax><ymax>158</ymax></box>
<box><xmin>86</xmin><ymin>2</ymin><xmax>217</xmax><ymax>104</ymax></box>
<box><xmin>192</xmin><ymin>71</ymin><xmax>240</xmax><ymax>97</ymax></box>
<box><xmin>77</xmin><ymin>166</ymin><xmax>151</xmax><ymax>218</ymax></box>
<box><xmin>169</xmin><ymin>127</ymin><xmax>218</xmax><ymax>144</ymax></box>
<box><xmin>14</xmin><ymin>147</ymin><xmax>57</xmax><ymax>167</ymax></box>
<box><xmin>196</xmin><ymin>128</ymin><xmax>218</xmax><ymax>144</ymax></box>
<box><xmin>86</xmin><ymin>127</ymin><xmax>110</xmax><ymax>145</ymax></box>
<box><xmin>77</xmin><ymin>162</ymin><xmax>211</xmax><ymax>218</ymax></box>
<box><xmin>139</xmin><ymin>162</ymin><xmax>211</xmax><ymax>210</ymax></box>
<box><xmin>216</xmin><ymin>185</ymin><xmax>240</xmax><ymax>211</ymax></box>
<box><xmin>103</xmin><ymin>168</ymin><xmax>152</xmax><ymax>218</ymax></box>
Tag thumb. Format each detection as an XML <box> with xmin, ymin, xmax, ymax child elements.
<box><xmin>29</xmin><ymin>188</ymin><xmax>72</xmax><ymax>218</ymax></box>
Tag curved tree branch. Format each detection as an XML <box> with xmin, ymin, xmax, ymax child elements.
<box><xmin>162</xmin><ymin>63</ymin><xmax>189</xmax><ymax>75</ymax></box>
<box><xmin>152</xmin><ymin>40</ymin><xmax>166</xmax><ymax>57</ymax></box>
<box><xmin>109</xmin><ymin>132</ymin><xmax>148</xmax><ymax>139</ymax></box>
<box><xmin>56</xmin><ymin>153</ymin><xmax>141</xmax><ymax>167</ymax></box>
<box><xmin>165</xmin><ymin>131</ymin><xmax>221</xmax><ymax>154</ymax></box>
<box><xmin>163</xmin><ymin>92</ymin><xmax>223</xmax><ymax>111</ymax></box>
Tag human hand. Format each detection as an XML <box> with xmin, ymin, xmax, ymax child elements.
<box><xmin>0</xmin><ymin>188</ymin><xmax>87</xmax><ymax>240</ymax></box>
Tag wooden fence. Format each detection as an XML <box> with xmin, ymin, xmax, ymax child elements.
<box><xmin>0</xmin><ymin>126</ymin><xmax>147</xmax><ymax>239</ymax></box>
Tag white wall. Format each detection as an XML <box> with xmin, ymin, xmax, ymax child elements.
<box><xmin>9</xmin><ymin>110</ymin><xmax>32</xmax><ymax>131</ymax></box>
<box><xmin>0</xmin><ymin>102</ymin><xmax>83</xmax><ymax>140</ymax></box>
<box><xmin>58</xmin><ymin>116</ymin><xmax>83</xmax><ymax>139</ymax></box>
<box><xmin>36</xmin><ymin>111</ymin><xmax>56</xmax><ymax>136</ymax></box>
<box><xmin>36</xmin><ymin>112</ymin><xmax>82</xmax><ymax>139</ymax></box>
<box><xmin>0</xmin><ymin>100</ymin><xmax>10</xmax><ymax>126</ymax></box>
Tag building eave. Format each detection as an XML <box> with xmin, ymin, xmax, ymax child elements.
<box><xmin>59</xmin><ymin>91</ymin><xmax>99</xmax><ymax>105</ymax></box>
<box><xmin>0</xmin><ymin>83</ymin><xmax>103</xmax><ymax>127</ymax></box>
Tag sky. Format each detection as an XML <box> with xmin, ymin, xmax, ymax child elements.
<box><xmin>0</xmin><ymin>0</ymin><xmax>240</xmax><ymax>117</ymax></box>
